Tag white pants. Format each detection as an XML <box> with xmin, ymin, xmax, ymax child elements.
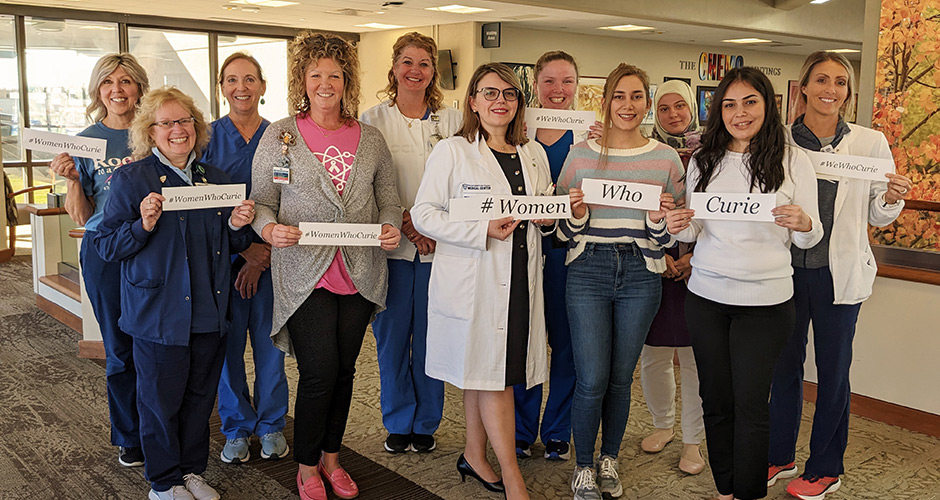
<box><xmin>640</xmin><ymin>345</ymin><xmax>705</xmax><ymax>444</ymax></box>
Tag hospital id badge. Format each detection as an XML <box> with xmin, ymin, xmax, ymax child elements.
<box><xmin>273</xmin><ymin>167</ymin><xmax>291</xmax><ymax>184</ymax></box>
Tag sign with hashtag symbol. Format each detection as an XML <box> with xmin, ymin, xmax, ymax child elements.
<box><xmin>448</xmin><ymin>195</ymin><xmax>571</xmax><ymax>221</ymax></box>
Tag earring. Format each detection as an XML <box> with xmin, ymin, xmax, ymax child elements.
<box><xmin>260</xmin><ymin>97</ymin><xmax>265</xmax><ymax>105</ymax></box>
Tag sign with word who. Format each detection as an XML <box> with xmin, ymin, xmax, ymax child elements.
<box><xmin>581</xmin><ymin>179</ymin><xmax>662</xmax><ymax>211</ymax></box>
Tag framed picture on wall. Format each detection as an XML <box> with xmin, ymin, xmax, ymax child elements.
<box><xmin>775</xmin><ymin>94</ymin><xmax>783</xmax><ymax>116</ymax></box>
<box><xmin>642</xmin><ymin>84</ymin><xmax>658</xmax><ymax>125</ymax></box>
<box><xmin>664</xmin><ymin>76</ymin><xmax>692</xmax><ymax>86</ymax></box>
<box><xmin>696</xmin><ymin>85</ymin><xmax>718</xmax><ymax>124</ymax></box>
<box><xmin>577</xmin><ymin>76</ymin><xmax>607</xmax><ymax>121</ymax></box>
<box><xmin>786</xmin><ymin>80</ymin><xmax>803</xmax><ymax>124</ymax></box>
<box><xmin>501</xmin><ymin>62</ymin><xmax>538</xmax><ymax>107</ymax></box>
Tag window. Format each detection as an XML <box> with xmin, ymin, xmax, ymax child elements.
<box><xmin>128</xmin><ymin>28</ymin><xmax>211</xmax><ymax>119</ymax></box>
<box><xmin>218</xmin><ymin>35</ymin><xmax>288</xmax><ymax>121</ymax></box>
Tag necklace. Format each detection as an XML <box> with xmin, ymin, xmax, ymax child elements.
<box><xmin>399</xmin><ymin>105</ymin><xmax>427</xmax><ymax>129</ymax></box>
<box><xmin>311</xmin><ymin>116</ymin><xmax>343</xmax><ymax>138</ymax></box>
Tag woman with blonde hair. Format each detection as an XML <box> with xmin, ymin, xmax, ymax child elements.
<box><xmin>48</xmin><ymin>52</ymin><xmax>150</xmax><ymax>468</ymax></box>
<box><xmin>360</xmin><ymin>32</ymin><xmax>461</xmax><ymax>455</ymax></box>
<box><xmin>250</xmin><ymin>31</ymin><xmax>401</xmax><ymax>500</ymax></box>
<box><xmin>95</xmin><ymin>86</ymin><xmax>256</xmax><ymax>500</ymax></box>
<box><xmin>412</xmin><ymin>62</ymin><xmax>554</xmax><ymax>500</ymax></box>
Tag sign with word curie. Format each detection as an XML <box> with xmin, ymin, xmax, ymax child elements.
<box><xmin>449</xmin><ymin>195</ymin><xmax>571</xmax><ymax>221</ymax></box>
<box><xmin>804</xmin><ymin>151</ymin><xmax>895</xmax><ymax>182</ymax></box>
<box><xmin>524</xmin><ymin>109</ymin><xmax>596</xmax><ymax>138</ymax></box>
<box><xmin>23</xmin><ymin>128</ymin><xmax>107</xmax><ymax>161</ymax></box>
<box><xmin>581</xmin><ymin>179</ymin><xmax>662</xmax><ymax>211</ymax></box>
<box><xmin>161</xmin><ymin>184</ymin><xmax>246</xmax><ymax>211</ymax></box>
<box><xmin>689</xmin><ymin>192</ymin><xmax>776</xmax><ymax>221</ymax></box>
<box><xmin>298</xmin><ymin>222</ymin><xmax>382</xmax><ymax>246</ymax></box>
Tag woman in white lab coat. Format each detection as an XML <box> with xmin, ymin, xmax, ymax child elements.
<box><xmin>412</xmin><ymin>62</ymin><xmax>559</xmax><ymax>500</ymax></box>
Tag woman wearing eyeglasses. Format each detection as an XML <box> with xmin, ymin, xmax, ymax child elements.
<box><xmin>411</xmin><ymin>62</ymin><xmax>554</xmax><ymax>500</ymax></box>
<box><xmin>94</xmin><ymin>86</ymin><xmax>256</xmax><ymax>500</ymax></box>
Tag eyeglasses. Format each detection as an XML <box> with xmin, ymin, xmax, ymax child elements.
<box><xmin>151</xmin><ymin>117</ymin><xmax>195</xmax><ymax>129</ymax></box>
<box><xmin>476</xmin><ymin>87</ymin><xmax>520</xmax><ymax>102</ymax></box>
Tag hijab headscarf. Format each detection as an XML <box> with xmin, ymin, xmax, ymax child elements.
<box><xmin>652</xmin><ymin>79</ymin><xmax>701</xmax><ymax>150</ymax></box>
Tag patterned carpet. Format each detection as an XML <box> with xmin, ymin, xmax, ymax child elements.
<box><xmin>2</xmin><ymin>254</ymin><xmax>940</xmax><ymax>499</ymax></box>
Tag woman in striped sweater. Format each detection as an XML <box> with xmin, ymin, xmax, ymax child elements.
<box><xmin>556</xmin><ymin>63</ymin><xmax>685</xmax><ymax>500</ymax></box>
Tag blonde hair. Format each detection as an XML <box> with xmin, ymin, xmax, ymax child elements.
<box><xmin>218</xmin><ymin>51</ymin><xmax>266</xmax><ymax>86</ymax></box>
<box><xmin>86</xmin><ymin>53</ymin><xmax>150</xmax><ymax>123</ymax></box>
<box><xmin>456</xmin><ymin>63</ymin><xmax>529</xmax><ymax>146</ymax></box>
<box><xmin>381</xmin><ymin>32</ymin><xmax>444</xmax><ymax>112</ymax></box>
<box><xmin>599</xmin><ymin>63</ymin><xmax>651</xmax><ymax>163</ymax></box>
<box><xmin>287</xmin><ymin>31</ymin><xmax>360</xmax><ymax>120</ymax></box>
<box><xmin>129</xmin><ymin>86</ymin><xmax>210</xmax><ymax>160</ymax></box>
<box><xmin>798</xmin><ymin>51</ymin><xmax>856</xmax><ymax>117</ymax></box>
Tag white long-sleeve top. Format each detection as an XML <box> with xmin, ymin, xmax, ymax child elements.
<box><xmin>675</xmin><ymin>146</ymin><xmax>823</xmax><ymax>306</ymax></box>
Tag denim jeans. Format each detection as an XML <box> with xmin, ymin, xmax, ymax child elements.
<box><xmin>567</xmin><ymin>242</ymin><xmax>662</xmax><ymax>467</ymax></box>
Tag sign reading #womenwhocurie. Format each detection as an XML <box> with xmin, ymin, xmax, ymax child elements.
<box><xmin>298</xmin><ymin>222</ymin><xmax>382</xmax><ymax>246</ymax></box>
<box><xmin>23</xmin><ymin>128</ymin><xmax>107</xmax><ymax>161</ymax></box>
<box><xmin>161</xmin><ymin>184</ymin><xmax>245</xmax><ymax>211</ymax></box>
<box><xmin>581</xmin><ymin>179</ymin><xmax>662</xmax><ymax>211</ymax></box>
<box><xmin>449</xmin><ymin>195</ymin><xmax>571</xmax><ymax>221</ymax></box>
<box><xmin>689</xmin><ymin>192</ymin><xmax>776</xmax><ymax>222</ymax></box>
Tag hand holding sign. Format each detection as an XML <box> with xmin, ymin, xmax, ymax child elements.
<box><xmin>229</xmin><ymin>200</ymin><xmax>255</xmax><ymax>229</ymax></box>
<box><xmin>884</xmin><ymin>173</ymin><xmax>913</xmax><ymax>205</ymax></box>
<box><xmin>649</xmin><ymin>192</ymin><xmax>676</xmax><ymax>224</ymax></box>
<box><xmin>666</xmin><ymin>208</ymin><xmax>695</xmax><ymax>235</ymax></box>
<box><xmin>49</xmin><ymin>153</ymin><xmax>80</xmax><ymax>181</ymax></box>
<box><xmin>140</xmin><ymin>193</ymin><xmax>165</xmax><ymax>232</ymax></box>
<box><xmin>488</xmin><ymin>216</ymin><xmax>520</xmax><ymax>240</ymax></box>
<box><xmin>263</xmin><ymin>223</ymin><xmax>302</xmax><ymax>248</ymax></box>
<box><xmin>379</xmin><ymin>224</ymin><xmax>401</xmax><ymax>251</ymax></box>
<box><xmin>569</xmin><ymin>187</ymin><xmax>587</xmax><ymax>219</ymax></box>
<box><xmin>771</xmin><ymin>204</ymin><xmax>812</xmax><ymax>232</ymax></box>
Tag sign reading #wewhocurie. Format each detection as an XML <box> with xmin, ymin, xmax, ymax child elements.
<box><xmin>449</xmin><ymin>195</ymin><xmax>571</xmax><ymax>221</ymax></box>
<box><xmin>298</xmin><ymin>222</ymin><xmax>383</xmax><ymax>246</ymax></box>
<box><xmin>805</xmin><ymin>151</ymin><xmax>895</xmax><ymax>182</ymax></box>
<box><xmin>23</xmin><ymin>128</ymin><xmax>107</xmax><ymax>161</ymax></box>
<box><xmin>525</xmin><ymin>108</ymin><xmax>596</xmax><ymax>139</ymax></box>
<box><xmin>581</xmin><ymin>178</ymin><xmax>662</xmax><ymax>211</ymax></box>
<box><xmin>161</xmin><ymin>184</ymin><xmax>245</xmax><ymax>211</ymax></box>
<box><xmin>689</xmin><ymin>192</ymin><xmax>776</xmax><ymax>221</ymax></box>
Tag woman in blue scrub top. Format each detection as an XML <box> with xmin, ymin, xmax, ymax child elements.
<box><xmin>95</xmin><ymin>86</ymin><xmax>255</xmax><ymax>500</ymax></box>
<box><xmin>202</xmin><ymin>52</ymin><xmax>289</xmax><ymax>465</ymax></box>
<box><xmin>48</xmin><ymin>53</ymin><xmax>150</xmax><ymax>468</ymax></box>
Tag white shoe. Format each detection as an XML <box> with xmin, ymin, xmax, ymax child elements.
<box><xmin>149</xmin><ymin>486</ymin><xmax>195</xmax><ymax>500</ymax></box>
<box><xmin>183</xmin><ymin>473</ymin><xmax>220</xmax><ymax>500</ymax></box>
<box><xmin>596</xmin><ymin>455</ymin><xmax>623</xmax><ymax>498</ymax></box>
<box><xmin>570</xmin><ymin>466</ymin><xmax>602</xmax><ymax>500</ymax></box>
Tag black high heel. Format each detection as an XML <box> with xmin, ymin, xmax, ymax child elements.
<box><xmin>457</xmin><ymin>453</ymin><xmax>505</xmax><ymax>493</ymax></box>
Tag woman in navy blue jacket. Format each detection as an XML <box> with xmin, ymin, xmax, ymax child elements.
<box><xmin>95</xmin><ymin>86</ymin><xmax>255</xmax><ymax>500</ymax></box>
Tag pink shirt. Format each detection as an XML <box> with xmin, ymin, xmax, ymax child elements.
<box><xmin>296</xmin><ymin>114</ymin><xmax>362</xmax><ymax>295</ymax></box>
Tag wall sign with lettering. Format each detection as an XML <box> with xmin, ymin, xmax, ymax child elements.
<box><xmin>699</xmin><ymin>52</ymin><xmax>745</xmax><ymax>81</ymax></box>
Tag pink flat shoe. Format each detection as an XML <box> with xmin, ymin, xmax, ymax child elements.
<box><xmin>318</xmin><ymin>460</ymin><xmax>359</xmax><ymax>499</ymax></box>
<box><xmin>297</xmin><ymin>468</ymin><xmax>327</xmax><ymax>500</ymax></box>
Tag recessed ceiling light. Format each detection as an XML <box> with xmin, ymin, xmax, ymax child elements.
<box><xmin>241</xmin><ymin>6</ymin><xmax>260</xmax><ymax>13</ymax></box>
<box><xmin>232</xmin><ymin>0</ymin><xmax>298</xmax><ymax>7</ymax></box>
<box><xmin>828</xmin><ymin>48</ymin><xmax>861</xmax><ymax>53</ymax></box>
<box><xmin>425</xmin><ymin>5</ymin><xmax>493</xmax><ymax>14</ymax></box>
<box><xmin>354</xmin><ymin>22</ymin><xmax>406</xmax><ymax>29</ymax></box>
<box><xmin>598</xmin><ymin>24</ymin><xmax>655</xmax><ymax>32</ymax></box>
<box><xmin>810</xmin><ymin>0</ymin><xmax>831</xmax><ymax>4</ymax></box>
<box><xmin>723</xmin><ymin>38</ymin><xmax>773</xmax><ymax>44</ymax></box>
<box><xmin>222</xmin><ymin>4</ymin><xmax>238</xmax><ymax>10</ymax></box>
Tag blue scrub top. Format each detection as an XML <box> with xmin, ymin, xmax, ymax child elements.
<box><xmin>75</xmin><ymin>122</ymin><xmax>134</xmax><ymax>232</ymax></box>
<box><xmin>202</xmin><ymin>115</ymin><xmax>270</xmax><ymax>193</ymax></box>
<box><xmin>537</xmin><ymin>130</ymin><xmax>574</xmax><ymax>252</ymax></box>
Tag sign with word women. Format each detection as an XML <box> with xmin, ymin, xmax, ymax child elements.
<box><xmin>23</xmin><ymin>128</ymin><xmax>107</xmax><ymax>161</ymax></box>
<box><xmin>449</xmin><ymin>195</ymin><xmax>571</xmax><ymax>221</ymax></box>
<box><xmin>161</xmin><ymin>184</ymin><xmax>245</xmax><ymax>211</ymax></box>
<box><xmin>298</xmin><ymin>222</ymin><xmax>382</xmax><ymax>246</ymax></box>
<box><xmin>804</xmin><ymin>151</ymin><xmax>895</xmax><ymax>182</ymax></box>
<box><xmin>581</xmin><ymin>179</ymin><xmax>662</xmax><ymax>211</ymax></box>
<box><xmin>689</xmin><ymin>192</ymin><xmax>776</xmax><ymax>221</ymax></box>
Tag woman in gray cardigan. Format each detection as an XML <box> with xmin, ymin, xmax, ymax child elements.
<box><xmin>250</xmin><ymin>31</ymin><xmax>401</xmax><ymax>500</ymax></box>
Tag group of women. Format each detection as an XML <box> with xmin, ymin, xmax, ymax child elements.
<box><xmin>50</xmin><ymin>26</ymin><xmax>911</xmax><ymax>500</ymax></box>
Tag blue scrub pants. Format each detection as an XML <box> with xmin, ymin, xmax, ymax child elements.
<box><xmin>513</xmin><ymin>244</ymin><xmax>575</xmax><ymax>446</ymax></box>
<box><xmin>371</xmin><ymin>257</ymin><xmax>444</xmax><ymax>435</ymax></box>
<box><xmin>769</xmin><ymin>266</ymin><xmax>861</xmax><ymax>477</ymax></box>
<box><xmin>134</xmin><ymin>331</ymin><xmax>226</xmax><ymax>492</ymax></box>
<box><xmin>81</xmin><ymin>233</ymin><xmax>140</xmax><ymax>448</ymax></box>
<box><xmin>217</xmin><ymin>266</ymin><xmax>288</xmax><ymax>439</ymax></box>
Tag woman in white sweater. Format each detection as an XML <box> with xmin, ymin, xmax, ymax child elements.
<box><xmin>767</xmin><ymin>51</ymin><xmax>911</xmax><ymax>500</ymax></box>
<box><xmin>666</xmin><ymin>67</ymin><xmax>822</xmax><ymax>500</ymax></box>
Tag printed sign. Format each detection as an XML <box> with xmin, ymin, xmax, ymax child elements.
<box><xmin>298</xmin><ymin>222</ymin><xmax>382</xmax><ymax>246</ymax></box>
<box><xmin>161</xmin><ymin>184</ymin><xmax>245</xmax><ymax>211</ymax></box>
<box><xmin>449</xmin><ymin>195</ymin><xmax>571</xmax><ymax>221</ymax></box>
<box><xmin>581</xmin><ymin>179</ymin><xmax>662</xmax><ymax>211</ymax></box>
<box><xmin>22</xmin><ymin>128</ymin><xmax>107</xmax><ymax>161</ymax></box>
<box><xmin>525</xmin><ymin>108</ymin><xmax>596</xmax><ymax>138</ymax></box>
<box><xmin>805</xmin><ymin>151</ymin><xmax>895</xmax><ymax>182</ymax></box>
<box><xmin>689</xmin><ymin>192</ymin><xmax>776</xmax><ymax>221</ymax></box>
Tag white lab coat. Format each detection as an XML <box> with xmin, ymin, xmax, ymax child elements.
<box><xmin>411</xmin><ymin>135</ymin><xmax>551</xmax><ymax>391</ymax></box>
<box><xmin>786</xmin><ymin>123</ymin><xmax>904</xmax><ymax>304</ymax></box>
<box><xmin>360</xmin><ymin>101</ymin><xmax>462</xmax><ymax>262</ymax></box>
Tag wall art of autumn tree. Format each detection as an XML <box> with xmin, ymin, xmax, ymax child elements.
<box><xmin>871</xmin><ymin>0</ymin><xmax>940</xmax><ymax>252</ymax></box>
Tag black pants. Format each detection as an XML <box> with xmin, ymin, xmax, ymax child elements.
<box><xmin>287</xmin><ymin>288</ymin><xmax>373</xmax><ymax>465</ymax></box>
<box><xmin>685</xmin><ymin>292</ymin><xmax>794</xmax><ymax>500</ymax></box>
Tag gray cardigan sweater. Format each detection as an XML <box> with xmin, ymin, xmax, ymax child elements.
<box><xmin>250</xmin><ymin>116</ymin><xmax>402</xmax><ymax>356</ymax></box>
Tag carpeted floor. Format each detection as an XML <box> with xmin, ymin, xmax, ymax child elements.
<box><xmin>2</xmin><ymin>254</ymin><xmax>940</xmax><ymax>500</ymax></box>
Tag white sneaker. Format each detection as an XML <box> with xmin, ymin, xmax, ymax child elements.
<box><xmin>571</xmin><ymin>466</ymin><xmax>602</xmax><ymax>500</ymax></box>
<box><xmin>596</xmin><ymin>455</ymin><xmax>623</xmax><ymax>498</ymax></box>
<box><xmin>149</xmin><ymin>486</ymin><xmax>195</xmax><ymax>500</ymax></box>
<box><xmin>183</xmin><ymin>473</ymin><xmax>220</xmax><ymax>500</ymax></box>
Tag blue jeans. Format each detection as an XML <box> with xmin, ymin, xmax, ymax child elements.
<box><xmin>567</xmin><ymin>243</ymin><xmax>662</xmax><ymax>467</ymax></box>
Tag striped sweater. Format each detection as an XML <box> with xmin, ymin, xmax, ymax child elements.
<box><xmin>556</xmin><ymin>138</ymin><xmax>685</xmax><ymax>273</ymax></box>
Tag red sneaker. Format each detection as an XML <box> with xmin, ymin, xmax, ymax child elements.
<box><xmin>768</xmin><ymin>462</ymin><xmax>799</xmax><ymax>487</ymax></box>
<box><xmin>786</xmin><ymin>475</ymin><xmax>842</xmax><ymax>500</ymax></box>
<box><xmin>296</xmin><ymin>469</ymin><xmax>327</xmax><ymax>500</ymax></box>
<box><xmin>318</xmin><ymin>460</ymin><xmax>359</xmax><ymax>499</ymax></box>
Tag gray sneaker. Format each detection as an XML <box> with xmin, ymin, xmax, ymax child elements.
<box><xmin>183</xmin><ymin>473</ymin><xmax>219</xmax><ymax>500</ymax></box>
<box><xmin>570</xmin><ymin>466</ymin><xmax>602</xmax><ymax>500</ymax></box>
<box><xmin>596</xmin><ymin>455</ymin><xmax>623</xmax><ymax>498</ymax></box>
<box><xmin>260</xmin><ymin>431</ymin><xmax>289</xmax><ymax>459</ymax></box>
<box><xmin>148</xmin><ymin>486</ymin><xmax>194</xmax><ymax>500</ymax></box>
<box><xmin>220</xmin><ymin>437</ymin><xmax>250</xmax><ymax>464</ymax></box>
